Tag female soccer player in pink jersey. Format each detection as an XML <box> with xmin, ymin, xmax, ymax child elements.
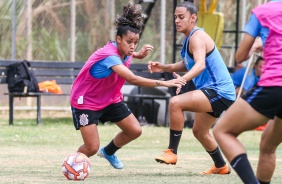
<box><xmin>214</xmin><ymin>1</ymin><xmax>282</xmax><ymax>183</ymax></box>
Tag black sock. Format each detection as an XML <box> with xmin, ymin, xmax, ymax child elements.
<box><xmin>258</xmin><ymin>180</ymin><xmax>270</xmax><ymax>184</ymax></box>
<box><xmin>104</xmin><ymin>140</ymin><xmax>120</xmax><ymax>156</ymax></box>
<box><xmin>231</xmin><ymin>153</ymin><xmax>259</xmax><ymax>184</ymax></box>
<box><xmin>168</xmin><ymin>129</ymin><xmax>182</xmax><ymax>154</ymax></box>
<box><xmin>207</xmin><ymin>147</ymin><xmax>226</xmax><ymax>168</ymax></box>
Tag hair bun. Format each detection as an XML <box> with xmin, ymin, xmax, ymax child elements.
<box><xmin>115</xmin><ymin>4</ymin><xmax>144</xmax><ymax>30</ymax></box>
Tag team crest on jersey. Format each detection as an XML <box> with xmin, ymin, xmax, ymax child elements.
<box><xmin>79</xmin><ymin>113</ymin><xmax>89</xmax><ymax>126</ymax></box>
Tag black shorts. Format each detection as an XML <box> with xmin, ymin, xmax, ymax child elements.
<box><xmin>71</xmin><ymin>101</ymin><xmax>131</xmax><ymax>130</ymax></box>
<box><xmin>201</xmin><ymin>88</ymin><xmax>235</xmax><ymax>118</ymax></box>
<box><xmin>242</xmin><ymin>85</ymin><xmax>282</xmax><ymax>119</ymax></box>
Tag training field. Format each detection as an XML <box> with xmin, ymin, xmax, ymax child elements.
<box><xmin>1</xmin><ymin>117</ymin><xmax>282</xmax><ymax>184</ymax></box>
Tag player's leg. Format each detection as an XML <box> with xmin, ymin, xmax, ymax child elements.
<box><xmin>189</xmin><ymin>88</ymin><xmax>234</xmax><ymax>174</ymax></box>
<box><xmin>97</xmin><ymin>102</ymin><xmax>141</xmax><ymax>169</ymax></box>
<box><xmin>78</xmin><ymin>124</ymin><xmax>100</xmax><ymax>157</ymax></box>
<box><xmin>71</xmin><ymin>106</ymin><xmax>101</xmax><ymax>157</ymax></box>
<box><xmin>114</xmin><ymin>113</ymin><xmax>142</xmax><ymax>146</ymax></box>
<box><xmin>192</xmin><ymin>112</ymin><xmax>217</xmax><ymax>152</ymax></box>
<box><xmin>256</xmin><ymin>117</ymin><xmax>282</xmax><ymax>183</ymax></box>
<box><xmin>155</xmin><ymin>90</ymin><xmax>214</xmax><ymax>164</ymax></box>
<box><xmin>214</xmin><ymin>98</ymin><xmax>268</xmax><ymax>160</ymax></box>
<box><xmin>213</xmin><ymin>98</ymin><xmax>268</xmax><ymax>183</ymax></box>
<box><xmin>98</xmin><ymin>114</ymin><xmax>141</xmax><ymax>169</ymax></box>
<box><xmin>192</xmin><ymin>112</ymin><xmax>230</xmax><ymax>174</ymax></box>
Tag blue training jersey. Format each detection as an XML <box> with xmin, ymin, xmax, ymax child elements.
<box><xmin>89</xmin><ymin>42</ymin><xmax>129</xmax><ymax>78</ymax></box>
<box><xmin>232</xmin><ymin>68</ymin><xmax>260</xmax><ymax>91</ymax></box>
<box><xmin>181</xmin><ymin>28</ymin><xmax>236</xmax><ymax>101</ymax></box>
<box><xmin>244</xmin><ymin>13</ymin><xmax>269</xmax><ymax>46</ymax></box>
<box><xmin>231</xmin><ymin>68</ymin><xmax>246</xmax><ymax>87</ymax></box>
<box><xmin>242</xmin><ymin>69</ymin><xmax>260</xmax><ymax>91</ymax></box>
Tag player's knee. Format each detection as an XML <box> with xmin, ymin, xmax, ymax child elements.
<box><xmin>259</xmin><ymin>141</ymin><xmax>276</xmax><ymax>154</ymax></box>
<box><xmin>86</xmin><ymin>144</ymin><xmax>99</xmax><ymax>156</ymax></box>
<box><xmin>192</xmin><ymin>128</ymin><xmax>200</xmax><ymax>138</ymax></box>
<box><xmin>126</xmin><ymin>126</ymin><xmax>142</xmax><ymax>140</ymax></box>
<box><xmin>192</xmin><ymin>127</ymin><xmax>207</xmax><ymax>140</ymax></box>
<box><xmin>169</xmin><ymin>97</ymin><xmax>180</xmax><ymax>111</ymax></box>
<box><xmin>131</xmin><ymin>127</ymin><xmax>142</xmax><ymax>139</ymax></box>
<box><xmin>212</xmin><ymin>124</ymin><xmax>221</xmax><ymax>139</ymax></box>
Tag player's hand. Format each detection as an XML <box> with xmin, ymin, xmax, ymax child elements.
<box><xmin>173</xmin><ymin>72</ymin><xmax>185</xmax><ymax>95</ymax></box>
<box><xmin>148</xmin><ymin>61</ymin><xmax>163</xmax><ymax>73</ymax></box>
<box><xmin>134</xmin><ymin>44</ymin><xmax>154</xmax><ymax>59</ymax></box>
<box><xmin>163</xmin><ymin>72</ymin><xmax>186</xmax><ymax>88</ymax></box>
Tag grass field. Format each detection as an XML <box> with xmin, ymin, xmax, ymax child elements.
<box><xmin>1</xmin><ymin>117</ymin><xmax>282</xmax><ymax>184</ymax></box>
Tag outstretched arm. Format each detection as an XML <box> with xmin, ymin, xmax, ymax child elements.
<box><xmin>148</xmin><ymin>61</ymin><xmax>187</xmax><ymax>73</ymax></box>
<box><xmin>112</xmin><ymin>64</ymin><xmax>186</xmax><ymax>88</ymax></box>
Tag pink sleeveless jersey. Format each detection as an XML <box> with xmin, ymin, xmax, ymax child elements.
<box><xmin>70</xmin><ymin>42</ymin><xmax>132</xmax><ymax>110</ymax></box>
<box><xmin>252</xmin><ymin>1</ymin><xmax>282</xmax><ymax>86</ymax></box>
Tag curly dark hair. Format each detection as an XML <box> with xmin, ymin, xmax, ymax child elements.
<box><xmin>114</xmin><ymin>3</ymin><xmax>144</xmax><ymax>37</ymax></box>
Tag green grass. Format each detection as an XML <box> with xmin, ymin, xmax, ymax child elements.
<box><xmin>1</xmin><ymin>118</ymin><xmax>282</xmax><ymax>184</ymax></box>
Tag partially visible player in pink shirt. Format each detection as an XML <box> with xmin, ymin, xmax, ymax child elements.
<box><xmin>70</xmin><ymin>3</ymin><xmax>186</xmax><ymax>170</ymax></box>
<box><xmin>214</xmin><ymin>1</ymin><xmax>282</xmax><ymax>183</ymax></box>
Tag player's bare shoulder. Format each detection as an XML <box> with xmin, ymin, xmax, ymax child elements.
<box><xmin>189</xmin><ymin>30</ymin><xmax>206</xmax><ymax>49</ymax></box>
<box><xmin>189</xmin><ymin>30</ymin><xmax>214</xmax><ymax>54</ymax></box>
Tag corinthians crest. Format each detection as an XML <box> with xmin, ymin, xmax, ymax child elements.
<box><xmin>79</xmin><ymin>113</ymin><xmax>89</xmax><ymax>126</ymax></box>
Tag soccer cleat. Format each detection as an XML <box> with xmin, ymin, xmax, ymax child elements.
<box><xmin>155</xmin><ymin>149</ymin><xmax>177</xmax><ymax>165</ymax></box>
<box><xmin>201</xmin><ymin>164</ymin><xmax>231</xmax><ymax>174</ymax></box>
<box><xmin>97</xmin><ymin>147</ymin><xmax>123</xmax><ymax>169</ymax></box>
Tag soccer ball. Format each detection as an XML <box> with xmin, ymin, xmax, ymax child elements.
<box><xmin>62</xmin><ymin>152</ymin><xmax>91</xmax><ymax>180</ymax></box>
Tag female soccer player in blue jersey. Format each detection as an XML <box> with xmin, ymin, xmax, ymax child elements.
<box><xmin>148</xmin><ymin>0</ymin><xmax>235</xmax><ymax>174</ymax></box>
